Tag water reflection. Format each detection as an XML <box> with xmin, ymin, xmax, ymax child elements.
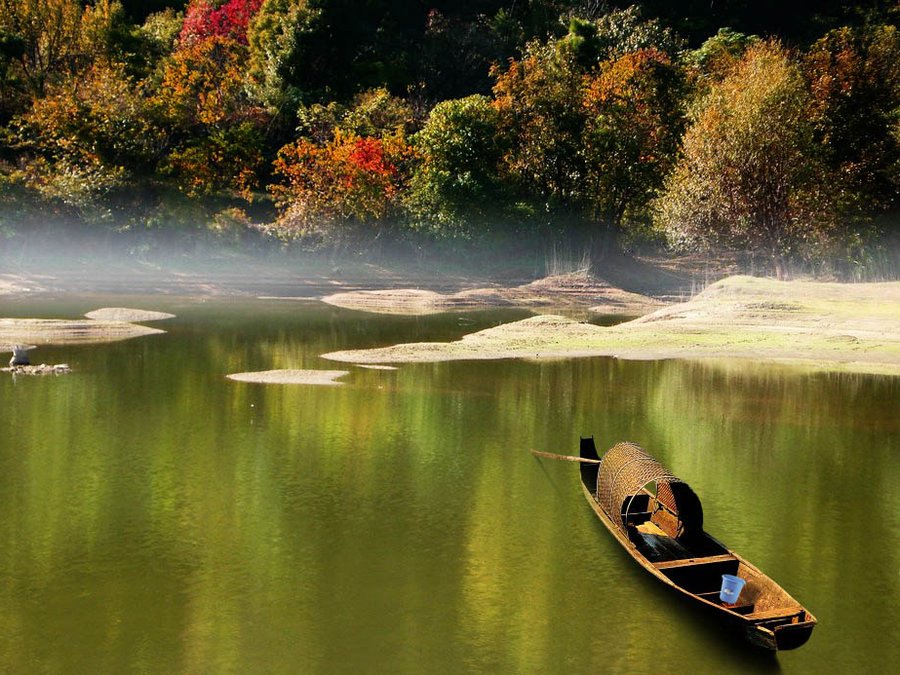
<box><xmin>0</xmin><ymin>296</ymin><xmax>897</xmax><ymax>673</ymax></box>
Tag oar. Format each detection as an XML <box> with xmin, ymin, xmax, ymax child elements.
<box><xmin>530</xmin><ymin>449</ymin><xmax>601</xmax><ymax>464</ymax></box>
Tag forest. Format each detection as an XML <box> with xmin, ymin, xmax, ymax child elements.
<box><xmin>1</xmin><ymin>1</ymin><xmax>898</xmax><ymax>277</ymax></box>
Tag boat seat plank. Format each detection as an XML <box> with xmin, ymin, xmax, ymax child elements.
<box><xmin>636</xmin><ymin>521</ymin><xmax>667</xmax><ymax>536</ymax></box>
<box><xmin>697</xmin><ymin>591</ymin><xmax>755</xmax><ymax>614</ymax></box>
<box><xmin>653</xmin><ymin>553</ymin><xmax>736</xmax><ymax>570</ymax></box>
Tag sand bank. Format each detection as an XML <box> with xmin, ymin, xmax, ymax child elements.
<box><xmin>226</xmin><ymin>369</ymin><xmax>350</xmax><ymax>385</ymax></box>
<box><xmin>321</xmin><ymin>272</ymin><xmax>663</xmax><ymax>316</ymax></box>
<box><xmin>322</xmin><ymin>276</ymin><xmax>900</xmax><ymax>376</ymax></box>
<box><xmin>1</xmin><ymin>318</ymin><xmax>164</xmax><ymax>348</ymax></box>
<box><xmin>84</xmin><ymin>308</ymin><xmax>175</xmax><ymax>322</ymax></box>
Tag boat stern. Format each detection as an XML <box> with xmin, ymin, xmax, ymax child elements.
<box><xmin>748</xmin><ymin>611</ymin><xmax>816</xmax><ymax>651</ymax></box>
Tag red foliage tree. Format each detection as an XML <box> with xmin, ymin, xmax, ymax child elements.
<box><xmin>270</xmin><ymin>130</ymin><xmax>414</xmax><ymax>237</ymax></box>
<box><xmin>180</xmin><ymin>0</ymin><xmax>264</xmax><ymax>46</ymax></box>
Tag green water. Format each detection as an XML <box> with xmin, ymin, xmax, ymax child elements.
<box><xmin>1</xmin><ymin>296</ymin><xmax>898</xmax><ymax>674</ymax></box>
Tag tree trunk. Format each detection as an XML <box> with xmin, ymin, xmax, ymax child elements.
<box><xmin>588</xmin><ymin>220</ymin><xmax>622</xmax><ymax>274</ymax></box>
<box><xmin>773</xmin><ymin>254</ymin><xmax>788</xmax><ymax>280</ymax></box>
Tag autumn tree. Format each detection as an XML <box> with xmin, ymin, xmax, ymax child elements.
<box><xmin>581</xmin><ymin>48</ymin><xmax>683</xmax><ymax>234</ymax></box>
<box><xmin>155</xmin><ymin>35</ymin><xmax>267</xmax><ymax>197</ymax></box>
<box><xmin>0</xmin><ymin>0</ymin><xmax>85</xmax><ymax>97</ymax></box>
<box><xmin>804</xmin><ymin>24</ymin><xmax>900</xmax><ymax>219</ymax></box>
<box><xmin>12</xmin><ymin>60</ymin><xmax>165</xmax><ymax>216</ymax></box>
<box><xmin>491</xmin><ymin>36</ymin><xmax>584</xmax><ymax>213</ymax></box>
<box><xmin>80</xmin><ymin>0</ymin><xmax>139</xmax><ymax>65</ymax></box>
<box><xmin>269</xmin><ymin>130</ymin><xmax>413</xmax><ymax>242</ymax></box>
<box><xmin>655</xmin><ymin>42</ymin><xmax>833</xmax><ymax>277</ymax></box>
<box><xmin>4</xmin><ymin>2</ymin><xmax>162</xmax><ymax>218</ymax></box>
<box><xmin>492</xmin><ymin>10</ymin><xmax>684</xmax><ymax>249</ymax></box>
<box><xmin>17</xmin><ymin>61</ymin><xmax>165</xmax><ymax>168</ymax></box>
<box><xmin>180</xmin><ymin>0</ymin><xmax>264</xmax><ymax>45</ymax></box>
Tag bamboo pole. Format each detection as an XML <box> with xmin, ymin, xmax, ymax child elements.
<box><xmin>530</xmin><ymin>449</ymin><xmax>601</xmax><ymax>464</ymax></box>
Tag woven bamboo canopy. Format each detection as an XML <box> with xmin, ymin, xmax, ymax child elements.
<box><xmin>596</xmin><ymin>442</ymin><xmax>703</xmax><ymax>535</ymax></box>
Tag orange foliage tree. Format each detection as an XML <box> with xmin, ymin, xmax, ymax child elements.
<box><xmin>491</xmin><ymin>41</ymin><xmax>585</xmax><ymax>210</ymax></box>
<box><xmin>491</xmin><ymin>21</ymin><xmax>683</xmax><ymax>244</ymax></box>
<box><xmin>270</xmin><ymin>130</ymin><xmax>415</xmax><ymax>241</ymax></box>
<box><xmin>654</xmin><ymin>42</ymin><xmax>834</xmax><ymax>277</ymax></box>
<box><xmin>804</xmin><ymin>24</ymin><xmax>900</xmax><ymax>217</ymax></box>
<box><xmin>581</xmin><ymin>48</ymin><xmax>683</xmax><ymax>230</ymax></box>
<box><xmin>13</xmin><ymin>60</ymin><xmax>166</xmax><ymax>216</ymax></box>
<box><xmin>155</xmin><ymin>35</ymin><xmax>267</xmax><ymax>197</ymax></box>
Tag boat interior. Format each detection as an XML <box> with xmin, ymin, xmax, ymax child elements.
<box><xmin>621</xmin><ymin>491</ymin><xmax>810</xmax><ymax>622</ymax></box>
<box><xmin>624</xmin><ymin>491</ymin><xmax>727</xmax><ymax>562</ymax></box>
<box><xmin>621</xmin><ymin>492</ymin><xmax>756</xmax><ymax>611</ymax></box>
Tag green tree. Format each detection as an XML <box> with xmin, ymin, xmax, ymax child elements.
<box><xmin>685</xmin><ymin>27</ymin><xmax>759</xmax><ymax>88</ymax></box>
<box><xmin>336</xmin><ymin>87</ymin><xmax>414</xmax><ymax>138</ymax></box>
<box><xmin>131</xmin><ymin>9</ymin><xmax>184</xmax><ymax>77</ymax></box>
<box><xmin>560</xmin><ymin>7</ymin><xmax>681</xmax><ymax>64</ymax></box>
<box><xmin>406</xmin><ymin>94</ymin><xmax>503</xmax><ymax>236</ymax></box>
<box><xmin>293</xmin><ymin>87</ymin><xmax>415</xmax><ymax>145</ymax></box>
<box><xmin>655</xmin><ymin>42</ymin><xmax>833</xmax><ymax>277</ymax></box>
<box><xmin>246</xmin><ymin>0</ymin><xmax>318</xmax><ymax>113</ymax></box>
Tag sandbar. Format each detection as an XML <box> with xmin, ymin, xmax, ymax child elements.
<box><xmin>322</xmin><ymin>276</ymin><xmax>900</xmax><ymax>376</ymax></box>
<box><xmin>226</xmin><ymin>369</ymin><xmax>350</xmax><ymax>385</ymax></box>
<box><xmin>321</xmin><ymin>271</ymin><xmax>663</xmax><ymax>316</ymax></box>
<box><xmin>1</xmin><ymin>318</ymin><xmax>165</xmax><ymax>347</ymax></box>
<box><xmin>85</xmin><ymin>308</ymin><xmax>176</xmax><ymax>322</ymax></box>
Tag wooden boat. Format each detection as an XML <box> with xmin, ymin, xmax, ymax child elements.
<box><xmin>577</xmin><ymin>438</ymin><xmax>816</xmax><ymax>651</ymax></box>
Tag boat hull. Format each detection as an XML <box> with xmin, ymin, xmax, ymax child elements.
<box><xmin>577</xmin><ymin>439</ymin><xmax>816</xmax><ymax>651</ymax></box>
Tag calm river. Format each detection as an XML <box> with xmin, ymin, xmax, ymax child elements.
<box><xmin>1</xmin><ymin>295</ymin><xmax>898</xmax><ymax>673</ymax></box>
